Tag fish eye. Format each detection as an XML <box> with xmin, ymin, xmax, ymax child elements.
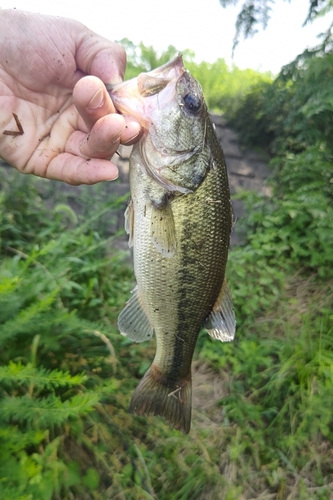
<box><xmin>183</xmin><ymin>93</ymin><xmax>201</xmax><ymax>114</ymax></box>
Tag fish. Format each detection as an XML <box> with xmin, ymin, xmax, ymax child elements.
<box><xmin>109</xmin><ymin>54</ymin><xmax>236</xmax><ymax>434</ymax></box>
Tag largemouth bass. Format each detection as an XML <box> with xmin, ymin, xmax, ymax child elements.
<box><xmin>110</xmin><ymin>54</ymin><xmax>236</xmax><ymax>434</ymax></box>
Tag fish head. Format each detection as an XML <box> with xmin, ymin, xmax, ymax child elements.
<box><xmin>108</xmin><ymin>53</ymin><xmax>185</xmax><ymax>127</ymax></box>
<box><xmin>109</xmin><ymin>54</ymin><xmax>210</xmax><ymax>192</ymax></box>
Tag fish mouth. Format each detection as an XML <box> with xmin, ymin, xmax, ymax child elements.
<box><xmin>106</xmin><ymin>53</ymin><xmax>186</xmax><ymax>127</ymax></box>
<box><xmin>106</xmin><ymin>52</ymin><xmax>184</xmax><ymax>94</ymax></box>
<box><xmin>138</xmin><ymin>52</ymin><xmax>185</xmax><ymax>84</ymax></box>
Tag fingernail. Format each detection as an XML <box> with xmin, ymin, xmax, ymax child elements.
<box><xmin>87</xmin><ymin>88</ymin><xmax>104</xmax><ymax>110</ymax></box>
<box><xmin>111</xmin><ymin>127</ymin><xmax>126</xmax><ymax>145</ymax></box>
<box><xmin>106</xmin><ymin>165</ymin><xmax>119</xmax><ymax>181</ymax></box>
<box><xmin>107</xmin><ymin>173</ymin><xmax>119</xmax><ymax>181</ymax></box>
<box><xmin>122</xmin><ymin>130</ymin><xmax>140</xmax><ymax>145</ymax></box>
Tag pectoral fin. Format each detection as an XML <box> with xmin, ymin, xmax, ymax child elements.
<box><xmin>150</xmin><ymin>201</ymin><xmax>177</xmax><ymax>258</ymax></box>
<box><xmin>124</xmin><ymin>199</ymin><xmax>134</xmax><ymax>248</ymax></box>
<box><xmin>204</xmin><ymin>278</ymin><xmax>236</xmax><ymax>341</ymax></box>
<box><xmin>118</xmin><ymin>286</ymin><xmax>154</xmax><ymax>342</ymax></box>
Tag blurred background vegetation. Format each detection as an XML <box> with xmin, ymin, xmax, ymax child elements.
<box><xmin>1</xmin><ymin>14</ymin><xmax>333</xmax><ymax>500</ymax></box>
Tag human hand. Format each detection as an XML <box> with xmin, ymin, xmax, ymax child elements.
<box><xmin>0</xmin><ymin>9</ymin><xmax>141</xmax><ymax>185</ymax></box>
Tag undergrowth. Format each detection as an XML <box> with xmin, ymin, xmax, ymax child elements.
<box><xmin>0</xmin><ymin>42</ymin><xmax>333</xmax><ymax>500</ymax></box>
<box><xmin>1</xmin><ymin>162</ymin><xmax>333</xmax><ymax>500</ymax></box>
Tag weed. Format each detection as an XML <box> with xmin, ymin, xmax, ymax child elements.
<box><xmin>0</xmin><ymin>41</ymin><xmax>332</xmax><ymax>499</ymax></box>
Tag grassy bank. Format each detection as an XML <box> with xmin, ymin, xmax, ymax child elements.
<box><xmin>1</xmin><ymin>42</ymin><xmax>332</xmax><ymax>499</ymax></box>
<box><xmin>0</xmin><ymin>157</ymin><xmax>332</xmax><ymax>499</ymax></box>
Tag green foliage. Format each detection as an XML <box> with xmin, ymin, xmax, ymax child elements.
<box><xmin>220</xmin><ymin>0</ymin><xmax>273</xmax><ymax>51</ymax></box>
<box><xmin>0</xmin><ymin>170</ymin><xmax>131</xmax><ymax>499</ymax></box>
<box><xmin>1</xmin><ymin>39</ymin><xmax>333</xmax><ymax>499</ymax></box>
<box><xmin>225</xmin><ymin>78</ymin><xmax>274</xmax><ymax>147</ymax></box>
<box><xmin>219</xmin><ymin>0</ymin><xmax>333</xmax><ymax>51</ymax></box>
<box><xmin>119</xmin><ymin>38</ymin><xmax>187</xmax><ymax>79</ymax></box>
<box><xmin>233</xmin><ymin>154</ymin><xmax>333</xmax><ymax>280</ymax></box>
<box><xmin>228</xmin><ymin>46</ymin><xmax>333</xmax><ymax>284</ymax></box>
<box><xmin>119</xmin><ymin>38</ymin><xmax>272</xmax><ymax>115</ymax></box>
<box><xmin>0</xmin><ymin>361</ymin><xmax>87</xmax><ymax>389</ymax></box>
<box><xmin>227</xmin><ymin>242</ymin><xmax>286</xmax><ymax>326</ymax></box>
<box><xmin>229</xmin><ymin>49</ymin><xmax>333</xmax><ymax>155</ymax></box>
<box><xmin>187</xmin><ymin>59</ymin><xmax>272</xmax><ymax>115</ymax></box>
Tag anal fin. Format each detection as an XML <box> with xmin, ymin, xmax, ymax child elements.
<box><xmin>204</xmin><ymin>277</ymin><xmax>236</xmax><ymax>341</ymax></box>
<box><xmin>118</xmin><ymin>286</ymin><xmax>154</xmax><ymax>342</ymax></box>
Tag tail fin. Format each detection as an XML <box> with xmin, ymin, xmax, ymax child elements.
<box><xmin>129</xmin><ymin>364</ymin><xmax>192</xmax><ymax>434</ymax></box>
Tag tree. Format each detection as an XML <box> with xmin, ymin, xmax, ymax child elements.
<box><xmin>220</xmin><ymin>0</ymin><xmax>333</xmax><ymax>50</ymax></box>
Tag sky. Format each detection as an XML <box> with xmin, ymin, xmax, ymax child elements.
<box><xmin>1</xmin><ymin>0</ymin><xmax>332</xmax><ymax>74</ymax></box>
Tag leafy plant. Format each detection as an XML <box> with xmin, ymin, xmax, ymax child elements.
<box><xmin>229</xmin><ymin>49</ymin><xmax>333</xmax><ymax>156</ymax></box>
<box><xmin>1</xmin><ymin>37</ymin><xmax>333</xmax><ymax>499</ymax></box>
<box><xmin>231</xmin><ymin>144</ymin><xmax>333</xmax><ymax>279</ymax></box>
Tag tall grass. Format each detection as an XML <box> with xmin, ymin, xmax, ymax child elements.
<box><xmin>0</xmin><ymin>42</ymin><xmax>332</xmax><ymax>499</ymax></box>
<box><xmin>1</xmin><ymin>161</ymin><xmax>332</xmax><ymax>499</ymax></box>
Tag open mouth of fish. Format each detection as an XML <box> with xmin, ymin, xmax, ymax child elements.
<box><xmin>106</xmin><ymin>54</ymin><xmax>189</xmax><ymax>129</ymax></box>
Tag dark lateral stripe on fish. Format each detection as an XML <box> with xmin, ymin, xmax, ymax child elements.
<box><xmin>171</xmin><ymin>294</ymin><xmax>197</xmax><ymax>379</ymax></box>
<box><xmin>129</xmin><ymin>363</ymin><xmax>192</xmax><ymax>434</ymax></box>
<box><xmin>170</xmin><ymin>231</ymin><xmax>208</xmax><ymax>377</ymax></box>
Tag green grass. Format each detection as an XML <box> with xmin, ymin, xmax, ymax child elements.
<box><xmin>0</xmin><ymin>162</ymin><xmax>332</xmax><ymax>499</ymax></box>
<box><xmin>1</xmin><ymin>39</ymin><xmax>332</xmax><ymax>499</ymax></box>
